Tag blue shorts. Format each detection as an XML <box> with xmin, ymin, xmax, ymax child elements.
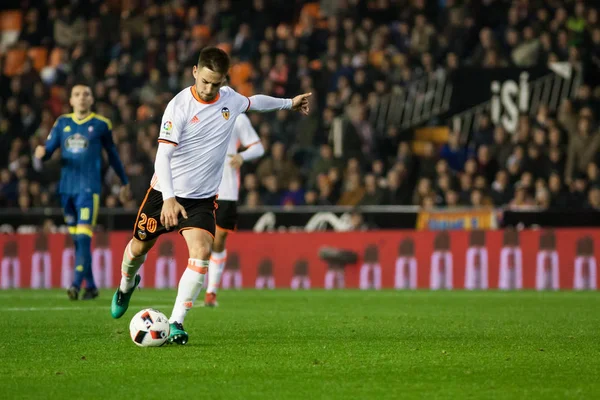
<box><xmin>61</xmin><ymin>193</ymin><xmax>100</xmax><ymax>227</ymax></box>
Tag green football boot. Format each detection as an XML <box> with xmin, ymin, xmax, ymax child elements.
<box><xmin>168</xmin><ymin>322</ymin><xmax>188</xmax><ymax>345</ymax></box>
<box><xmin>110</xmin><ymin>275</ymin><xmax>141</xmax><ymax>319</ymax></box>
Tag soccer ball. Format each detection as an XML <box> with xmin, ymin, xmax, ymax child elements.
<box><xmin>129</xmin><ymin>308</ymin><xmax>170</xmax><ymax>347</ymax></box>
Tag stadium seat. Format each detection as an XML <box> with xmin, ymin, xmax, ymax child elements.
<box><xmin>301</xmin><ymin>3</ymin><xmax>320</xmax><ymax>18</ymax></box>
<box><xmin>0</xmin><ymin>10</ymin><xmax>23</xmax><ymax>31</ymax></box>
<box><xmin>27</xmin><ymin>47</ymin><xmax>48</xmax><ymax>72</ymax></box>
<box><xmin>49</xmin><ymin>47</ymin><xmax>65</xmax><ymax>67</ymax></box>
<box><xmin>369</xmin><ymin>51</ymin><xmax>385</xmax><ymax>68</ymax></box>
<box><xmin>137</xmin><ymin>104</ymin><xmax>151</xmax><ymax>121</ymax></box>
<box><xmin>236</xmin><ymin>82</ymin><xmax>254</xmax><ymax>97</ymax></box>
<box><xmin>216</xmin><ymin>42</ymin><xmax>232</xmax><ymax>55</ymax></box>
<box><xmin>0</xmin><ymin>10</ymin><xmax>22</xmax><ymax>52</ymax></box>
<box><xmin>411</xmin><ymin>140</ymin><xmax>432</xmax><ymax>156</ymax></box>
<box><xmin>229</xmin><ymin>62</ymin><xmax>252</xmax><ymax>86</ymax></box>
<box><xmin>309</xmin><ymin>59</ymin><xmax>322</xmax><ymax>70</ymax></box>
<box><xmin>3</xmin><ymin>48</ymin><xmax>26</xmax><ymax>76</ymax></box>
<box><xmin>415</xmin><ymin>127</ymin><xmax>450</xmax><ymax>144</ymax></box>
<box><xmin>50</xmin><ymin>85</ymin><xmax>66</xmax><ymax>99</ymax></box>
<box><xmin>191</xmin><ymin>24</ymin><xmax>210</xmax><ymax>39</ymax></box>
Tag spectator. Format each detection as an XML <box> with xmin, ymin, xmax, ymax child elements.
<box><xmin>337</xmin><ymin>172</ymin><xmax>365</xmax><ymax>206</ymax></box>
<box><xmin>1</xmin><ymin>0</ymin><xmax>599</xmax><ymax>215</ymax></box>
<box><xmin>256</xmin><ymin>141</ymin><xmax>299</xmax><ymax>189</ymax></box>
<box><xmin>440</xmin><ymin>131</ymin><xmax>470</xmax><ymax>172</ymax></box>
<box><xmin>359</xmin><ymin>174</ymin><xmax>384</xmax><ymax>206</ymax></box>
<box><xmin>565</xmin><ymin>117</ymin><xmax>600</xmax><ymax>182</ymax></box>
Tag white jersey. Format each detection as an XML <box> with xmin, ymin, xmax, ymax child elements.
<box><xmin>217</xmin><ymin>114</ymin><xmax>260</xmax><ymax>201</ymax></box>
<box><xmin>153</xmin><ymin>86</ymin><xmax>250</xmax><ymax>199</ymax></box>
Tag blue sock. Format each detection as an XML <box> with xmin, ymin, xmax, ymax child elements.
<box><xmin>78</xmin><ymin>234</ymin><xmax>96</xmax><ymax>290</ymax></box>
<box><xmin>71</xmin><ymin>233</ymin><xmax>84</xmax><ymax>289</ymax></box>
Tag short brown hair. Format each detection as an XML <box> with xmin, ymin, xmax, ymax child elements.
<box><xmin>197</xmin><ymin>47</ymin><xmax>230</xmax><ymax>74</ymax></box>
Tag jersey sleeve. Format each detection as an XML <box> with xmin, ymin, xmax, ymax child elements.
<box><xmin>43</xmin><ymin>118</ymin><xmax>62</xmax><ymax>161</ymax></box>
<box><xmin>158</xmin><ymin>99</ymin><xmax>185</xmax><ymax>146</ymax></box>
<box><xmin>235</xmin><ymin>114</ymin><xmax>260</xmax><ymax>147</ymax></box>
<box><xmin>100</xmin><ymin>119</ymin><xmax>129</xmax><ymax>185</ymax></box>
<box><xmin>223</xmin><ymin>86</ymin><xmax>252</xmax><ymax>114</ymax></box>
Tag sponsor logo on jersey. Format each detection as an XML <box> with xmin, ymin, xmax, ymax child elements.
<box><xmin>64</xmin><ymin>134</ymin><xmax>89</xmax><ymax>154</ymax></box>
<box><xmin>63</xmin><ymin>126</ymin><xmax>71</xmax><ymax>132</ymax></box>
<box><xmin>221</xmin><ymin>107</ymin><xmax>230</xmax><ymax>120</ymax></box>
<box><xmin>190</xmin><ymin>115</ymin><xmax>199</xmax><ymax>124</ymax></box>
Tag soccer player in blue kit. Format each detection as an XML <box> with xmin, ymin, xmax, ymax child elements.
<box><xmin>34</xmin><ymin>84</ymin><xmax>130</xmax><ymax>300</ymax></box>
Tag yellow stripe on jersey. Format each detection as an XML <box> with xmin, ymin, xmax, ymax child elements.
<box><xmin>92</xmin><ymin>193</ymin><xmax>100</xmax><ymax>227</ymax></box>
<box><xmin>69</xmin><ymin>112</ymin><xmax>96</xmax><ymax>125</ymax></box>
<box><xmin>94</xmin><ymin>114</ymin><xmax>113</xmax><ymax>130</ymax></box>
<box><xmin>68</xmin><ymin>226</ymin><xmax>77</xmax><ymax>235</ymax></box>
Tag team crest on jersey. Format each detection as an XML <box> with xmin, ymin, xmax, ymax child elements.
<box><xmin>64</xmin><ymin>134</ymin><xmax>89</xmax><ymax>154</ymax></box>
<box><xmin>137</xmin><ymin>229</ymin><xmax>147</xmax><ymax>240</ymax></box>
<box><xmin>221</xmin><ymin>107</ymin><xmax>230</xmax><ymax>120</ymax></box>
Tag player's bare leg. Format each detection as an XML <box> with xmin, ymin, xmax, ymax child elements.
<box><xmin>204</xmin><ymin>228</ymin><xmax>229</xmax><ymax>307</ymax></box>
<box><xmin>168</xmin><ymin>228</ymin><xmax>213</xmax><ymax>345</ymax></box>
<box><xmin>110</xmin><ymin>237</ymin><xmax>156</xmax><ymax>319</ymax></box>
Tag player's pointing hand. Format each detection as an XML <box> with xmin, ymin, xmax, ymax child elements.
<box><xmin>161</xmin><ymin>198</ymin><xmax>188</xmax><ymax>230</ymax></box>
<box><xmin>291</xmin><ymin>92</ymin><xmax>312</xmax><ymax>115</ymax></box>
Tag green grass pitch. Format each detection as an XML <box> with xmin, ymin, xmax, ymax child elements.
<box><xmin>1</xmin><ymin>290</ymin><xmax>599</xmax><ymax>399</ymax></box>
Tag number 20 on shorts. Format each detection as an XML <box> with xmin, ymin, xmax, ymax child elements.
<box><xmin>138</xmin><ymin>213</ymin><xmax>158</xmax><ymax>233</ymax></box>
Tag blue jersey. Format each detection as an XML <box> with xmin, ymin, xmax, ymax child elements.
<box><xmin>44</xmin><ymin>113</ymin><xmax>128</xmax><ymax>195</ymax></box>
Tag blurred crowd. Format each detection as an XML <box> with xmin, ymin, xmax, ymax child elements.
<box><xmin>0</xmin><ymin>0</ymin><xmax>599</xmax><ymax>212</ymax></box>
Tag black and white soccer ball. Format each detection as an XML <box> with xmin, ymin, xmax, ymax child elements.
<box><xmin>129</xmin><ymin>308</ymin><xmax>170</xmax><ymax>347</ymax></box>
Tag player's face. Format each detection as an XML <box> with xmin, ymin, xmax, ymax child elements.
<box><xmin>193</xmin><ymin>66</ymin><xmax>225</xmax><ymax>101</ymax></box>
<box><xmin>69</xmin><ymin>85</ymin><xmax>94</xmax><ymax>113</ymax></box>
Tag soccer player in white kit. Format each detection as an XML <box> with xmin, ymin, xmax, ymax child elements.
<box><xmin>204</xmin><ymin>112</ymin><xmax>264</xmax><ymax>307</ymax></box>
<box><xmin>110</xmin><ymin>48</ymin><xmax>311</xmax><ymax>345</ymax></box>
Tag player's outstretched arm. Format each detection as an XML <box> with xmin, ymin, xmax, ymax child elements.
<box><xmin>247</xmin><ymin>93</ymin><xmax>312</xmax><ymax>115</ymax></box>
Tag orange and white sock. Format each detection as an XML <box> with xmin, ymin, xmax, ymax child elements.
<box><xmin>206</xmin><ymin>250</ymin><xmax>227</xmax><ymax>294</ymax></box>
<box><xmin>119</xmin><ymin>240</ymin><xmax>146</xmax><ymax>293</ymax></box>
<box><xmin>169</xmin><ymin>258</ymin><xmax>208</xmax><ymax>324</ymax></box>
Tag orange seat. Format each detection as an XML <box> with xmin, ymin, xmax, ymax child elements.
<box><xmin>50</xmin><ymin>85</ymin><xmax>66</xmax><ymax>99</ymax></box>
<box><xmin>49</xmin><ymin>47</ymin><xmax>65</xmax><ymax>67</ymax></box>
<box><xmin>229</xmin><ymin>62</ymin><xmax>252</xmax><ymax>86</ymax></box>
<box><xmin>0</xmin><ymin>10</ymin><xmax>23</xmax><ymax>32</ymax></box>
<box><xmin>415</xmin><ymin>127</ymin><xmax>450</xmax><ymax>144</ymax></box>
<box><xmin>301</xmin><ymin>3</ymin><xmax>320</xmax><ymax>18</ymax></box>
<box><xmin>3</xmin><ymin>49</ymin><xmax>26</xmax><ymax>76</ymax></box>
<box><xmin>216</xmin><ymin>42</ymin><xmax>231</xmax><ymax>55</ymax></box>
<box><xmin>28</xmin><ymin>47</ymin><xmax>48</xmax><ymax>71</ymax></box>
<box><xmin>369</xmin><ymin>51</ymin><xmax>384</xmax><ymax>68</ymax></box>
<box><xmin>309</xmin><ymin>59</ymin><xmax>322</xmax><ymax>70</ymax></box>
<box><xmin>236</xmin><ymin>82</ymin><xmax>254</xmax><ymax>97</ymax></box>
<box><xmin>191</xmin><ymin>24</ymin><xmax>210</xmax><ymax>39</ymax></box>
<box><xmin>137</xmin><ymin>104</ymin><xmax>151</xmax><ymax>121</ymax></box>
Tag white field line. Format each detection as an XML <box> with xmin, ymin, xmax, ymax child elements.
<box><xmin>1</xmin><ymin>304</ymin><xmax>173</xmax><ymax>312</ymax></box>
